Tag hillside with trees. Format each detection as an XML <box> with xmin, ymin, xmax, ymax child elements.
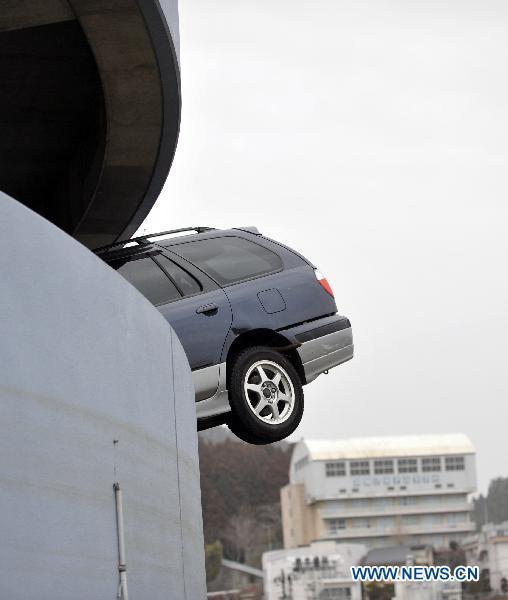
<box><xmin>198</xmin><ymin>431</ymin><xmax>292</xmax><ymax>568</ymax></box>
<box><xmin>473</xmin><ymin>477</ymin><xmax>508</xmax><ymax>529</ymax></box>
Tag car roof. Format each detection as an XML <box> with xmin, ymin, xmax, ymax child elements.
<box><xmin>157</xmin><ymin>227</ymin><xmax>260</xmax><ymax>247</ymax></box>
<box><xmin>94</xmin><ymin>227</ymin><xmax>261</xmax><ymax>258</ymax></box>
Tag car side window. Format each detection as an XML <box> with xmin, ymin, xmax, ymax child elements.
<box><xmin>170</xmin><ymin>236</ymin><xmax>282</xmax><ymax>285</ymax></box>
<box><xmin>155</xmin><ymin>255</ymin><xmax>202</xmax><ymax>297</ymax></box>
<box><xmin>108</xmin><ymin>255</ymin><xmax>180</xmax><ymax>305</ymax></box>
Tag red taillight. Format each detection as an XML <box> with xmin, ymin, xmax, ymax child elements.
<box><xmin>315</xmin><ymin>269</ymin><xmax>334</xmax><ymax>298</ymax></box>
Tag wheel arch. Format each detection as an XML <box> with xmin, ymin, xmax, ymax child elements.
<box><xmin>225</xmin><ymin>328</ymin><xmax>305</xmax><ymax>388</ymax></box>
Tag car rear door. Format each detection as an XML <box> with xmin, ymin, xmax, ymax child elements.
<box><xmin>152</xmin><ymin>251</ymin><xmax>232</xmax><ymax>398</ymax></box>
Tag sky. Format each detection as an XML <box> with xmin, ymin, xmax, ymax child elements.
<box><xmin>140</xmin><ymin>0</ymin><xmax>508</xmax><ymax>493</ymax></box>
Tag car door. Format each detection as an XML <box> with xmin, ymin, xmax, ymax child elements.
<box><xmin>166</xmin><ymin>234</ymin><xmax>311</xmax><ymax>336</ymax></box>
<box><xmin>152</xmin><ymin>252</ymin><xmax>232</xmax><ymax>400</ymax></box>
<box><xmin>107</xmin><ymin>248</ymin><xmax>232</xmax><ymax>401</ymax></box>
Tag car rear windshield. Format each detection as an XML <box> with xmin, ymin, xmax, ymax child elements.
<box><xmin>171</xmin><ymin>236</ymin><xmax>282</xmax><ymax>285</ymax></box>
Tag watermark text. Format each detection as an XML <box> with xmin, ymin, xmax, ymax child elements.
<box><xmin>351</xmin><ymin>565</ymin><xmax>479</xmax><ymax>582</ymax></box>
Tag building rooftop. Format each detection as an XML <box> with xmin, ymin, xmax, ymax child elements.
<box><xmin>361</xmin><ymin>545</ymin><xmax>433</xmax><ymax>566</ymax></box>
<box><xmin>294</xmin><ymin>434</ymin><xmax>475</xmax><ymax>462</ymax></box>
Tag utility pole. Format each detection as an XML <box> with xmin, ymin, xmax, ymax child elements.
<box><xmin>274</xmin><ymin>569</ymin><xmax>292</xmax><ymax>599</ymax></box>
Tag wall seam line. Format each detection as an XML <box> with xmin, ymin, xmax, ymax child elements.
<box><xmin>171</xmin><ymin>330</ymin><xmax>188</xmax><ymax>598</ymax></box>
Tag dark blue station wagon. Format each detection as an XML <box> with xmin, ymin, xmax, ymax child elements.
<box><xmin>96</xmin><ymin>227</ymin><xmax>353</xmax><ymax>444</ymax></box>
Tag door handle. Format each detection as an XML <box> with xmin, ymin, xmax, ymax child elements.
<box><xmin>196</xmin><ymin>303</ymin><xmax>219</xmax><ymax>315</ymax></box>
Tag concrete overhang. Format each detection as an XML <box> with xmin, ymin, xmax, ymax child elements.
<box><xmin>0</xmin><ymin>0</ymin><xmax>180</xmax><ymax>248</ymax></box>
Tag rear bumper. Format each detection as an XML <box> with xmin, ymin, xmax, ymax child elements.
<box><xmin>283</xmin><ymin>315</ymin><xmax>353</xmax><ymax>383</ymax></box>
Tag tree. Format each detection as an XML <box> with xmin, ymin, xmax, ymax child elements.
<box><xmin>198</xmin><ymin>437</ymin><xmax>292</xmax><ymax>566</ymax></box>
<box><xmin>223</xmin><ymin>510</ymin><xmax>260</xmax><ymax>563</ymax></box>
<box><xmin>473</xmin><ymin>478</ymin><xmax>508</xmax><ymax>529</ymax></box>
<box><xmin>364</xmin><ymin>581</ymin><xmax>395</xmax><ymax>600</ymax></box>
<box><xmin>501</xmin><ymin>577</ymin><xmax>508</xmax><ymax>595</ymax></box>
<box><xmin>205</xmin><ymin>541</ymin><xmax>223</xmax><ymax>584</ymax></box>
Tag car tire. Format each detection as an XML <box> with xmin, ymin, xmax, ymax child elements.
<box><xmin>225</xmin><ymin>417</ymin><xmax>272</xmax><ymax>445</ymax></box>
<box><xmin>227</xmin><ymin>346</ymin><xmax>304</xmax><ymax>444</ymax></box>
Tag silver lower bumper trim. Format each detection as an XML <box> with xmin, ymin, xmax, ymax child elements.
<box><xmin>195</xmin><ymin>390</ymin><xmax>231</xmax><ymax>420</ymax></box>
<box><xmin>195</xmin><ymin>362</ymin><xmax>231</xmax><ymax>420</ymax></box>
<box><xmin>297</xmin><ymin>327</ymin><xmax>354</xmax><ymax>383</ymax></box>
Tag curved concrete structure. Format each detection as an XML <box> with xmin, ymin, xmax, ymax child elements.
<box><xmin>0</xmin><ymin>3</ymin><xmax>206</xmax><ymax>595</ymax></box>
<box><xmin>0</xmin><ymin>0</ymin><xmax>180</xmax><ymax>248</ymax></box>
<box><xmin>0</xmin><ymin>193</ymin><xmax>206</xmax><ymax>599</ymax></box>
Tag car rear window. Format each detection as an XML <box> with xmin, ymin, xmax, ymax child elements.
<box><xmin>171</xmin><ymin>236</ymin><xmax>282</xmax><ymax>285</ymax></box>
<box><xmin>108</xmin><ymin>255</ymin><xmax>180</xmax><ymax>305</ymax></box>
<box><xmin>155</xmin><ymin>255</ymin><xmax>202</xmax><ymax>297</ymax></box>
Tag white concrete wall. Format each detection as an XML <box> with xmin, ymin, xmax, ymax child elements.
<box><xmin>395</xmin><ymin>580</ymin><xmax>462</xmax><ymax>600</ymax></box>
<box><xmin>0</xmin><ymin>194</ymin><xmax>206</xmax><ymax>599</ymax></box>
<box><xmin>489</xmin><ymin>539</ymin><xmax>508</xmax><ymax>592</ymax></box>
<box><xmin>263</xmin><ymin>542</ymin><xmax>365</xmax><ymax>600</ymax></box>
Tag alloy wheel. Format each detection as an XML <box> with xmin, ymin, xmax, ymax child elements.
<box><xmin>243</xmin><ymin>360</ymin><xmax>295</xmax><ymax>425</ymax></box>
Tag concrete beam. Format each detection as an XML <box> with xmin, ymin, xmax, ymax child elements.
<box><xmin>0</xmin><ymin>1</ymin><xmax>180</xmax><ymax>248</ymax></box>
<box><xmin>68</xmin><ymin>0</ymin><xmax>178</xmax><ymax>249</ymax></box>
<box><xmin>0</xmin><ymin>0</ymin><xmax>74</xmax><ymax>32</ymax></box>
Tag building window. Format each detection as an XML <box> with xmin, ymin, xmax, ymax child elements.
<box><xmin>447</xmin><ymin>513</ymin><xmax>464</xmax><ymax>527</ymax></box>
<box><xmin>401</xmin><ymin>515</ymin><xmax>419</xmax><ymax>526</ymax></box>
<box><xmin>327</xmin><ymin>518</ymin><xmax>346</xmax><ymax>534</ymax></box>
<box><xmin>326</xmin><ymin>461</ymin><xmax>346</xmax><ymax>477</ymax></box>
<box><xmin>350</xmin><ymin>460</ymin><xmax>370</xmax><ymax>476</ymax></box>
<box><xmin>378</xmin><ymin>516</ymin><xmax>395</xmax><ymax>529</ymax></box>
<box><xmin>352</xmin><ymin>518</ymin><xmax>371</xmax><ymax>529</ymax></box>
<box><xmin>320</xmin><ymin>588</ymin><xmax>351</xmax><ymax>599</ymax></box>
<box><xmin>374</xmin><ymin>459</ymin><xmax>394</xmax><ymax>474</ymax></box>
<box><xmin>422</xmin><ymin>457</ymin><xmax>441</xmax><ymax>472</ymax></box>
<box><xmin>398</xmin><ymin>458</ymin><xmax>418</xmax><ymax>473</ymax></box>
<box><xmin>445</xmin><ymin>456</ymin><xmax>465</xmax><ymax>471</ymax></box>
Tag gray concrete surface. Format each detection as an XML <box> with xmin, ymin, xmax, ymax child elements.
<box><xmin>0</xmin><ymin>193</ymin><xmax>206</xmax><ymax>599</ymax></box>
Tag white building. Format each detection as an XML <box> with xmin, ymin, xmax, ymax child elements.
<box><xmin>463</xmin><ymin>521</ymin><xmax>508</xmax><ymax>593</ymax></box>
<box><xmin>262</xmin><ymin>541</ymin><xmax>366</xmax><ymax>600</ymax></box>
<box><xmin>281</xmin><ymin>434</ymin><xmax>476</xmax><ymax>551</ymax></box>
<box><xmin>394</xmin><ymin>580</ymin><xmax>462</xmax><ymax>600</ymax></box>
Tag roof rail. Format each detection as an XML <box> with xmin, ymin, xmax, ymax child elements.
<box><xmin>94</xmin><ymin>227</ymin><xmax>215</xmax><ymax>253</ymax></box>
